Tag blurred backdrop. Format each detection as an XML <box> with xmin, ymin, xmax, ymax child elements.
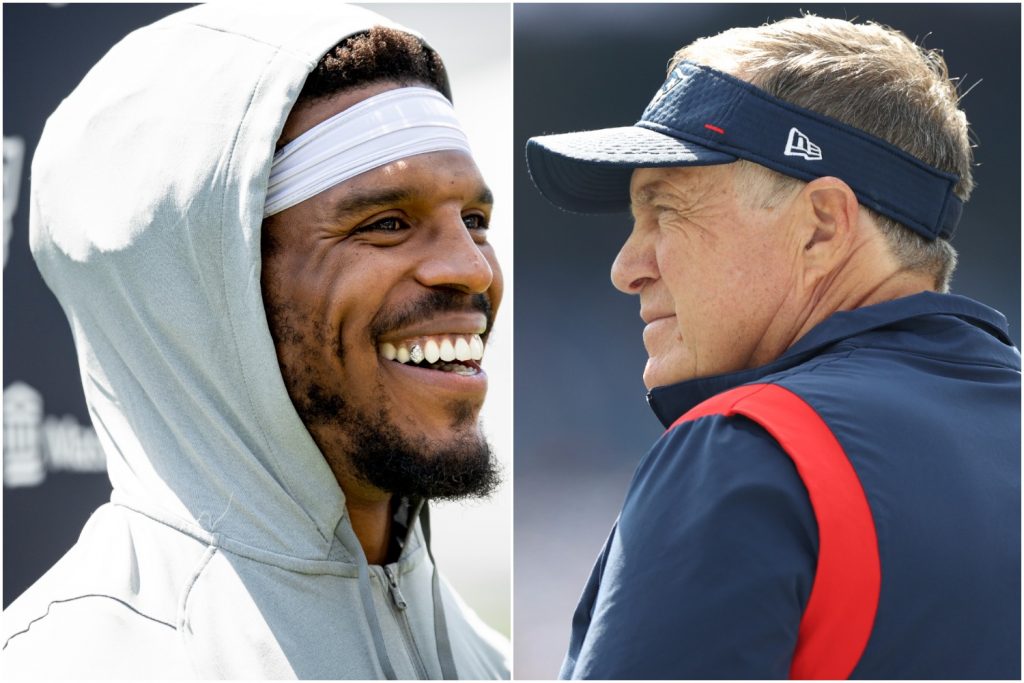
<box><xmin>514</xmin><ymin>3</ymin><xmax>1020</xmax><ymax>677</ymax></box>
<box><xmin>3</xmin><ymin>3</ymin><xmax>511</xmax><ymax>638</ymax></box>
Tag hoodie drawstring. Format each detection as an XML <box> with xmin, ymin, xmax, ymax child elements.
<box><xmin>420</xmin><ymin>502</ymin><xmax>459</xmax><ymax>680</ymax></box>
<box><xmin>357</xmin><ymin>559</ymin><xmax>399</xmax><ymax>679</ymax></box>
<box><xmin>337</xmin><ymin>517</ymin><xmax>399</xmax><ymax>680</ymax></box>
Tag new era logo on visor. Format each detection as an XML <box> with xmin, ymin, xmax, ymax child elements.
<box><xmin>784</xmin><ymin>127</ymin><xmax>822</xmax><ymax>161</ymax></box>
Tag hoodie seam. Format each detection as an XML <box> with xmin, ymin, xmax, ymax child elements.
<box><xmin>111</xmin><ymin>499</ymin><xmax>382</xmax><ymax>575</ymax></box>
<box><xmin>178</xmin><ymin>544</ymin><xmax>218</xmax><ymax>633</ymax></box>
<box><xmin>214</xmin><ymin>42</ymin><xmax>331</xmax><ymax>550</ymax></box>
<box><xmin>176</xmin><ymin>544</ymin><xmax>218</xmax><ymax>676</ymax></box>
<box><xmin>3</xmin><ymin>595</ymin><xmax>176</xmax><ymax>651</ymax></box>
<box><xmin>177</xmin><ymin>21</ymin><xmax>317</xmax><ymax>65</ymax></box>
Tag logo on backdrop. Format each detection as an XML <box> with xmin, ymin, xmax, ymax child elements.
<box><xmin>3</xmin><ymin>382</ymin><xmax>107</xmax><ymax>488</ymax></box>
<box><xmin>784</xmin><ymin>127</ymin><xmax>822</xmax><ymax>161</ymax></box>
<box><xmin>4</xmin><ymin>136</ymin><xmax>25</xmax><ymax>269</ymax></box>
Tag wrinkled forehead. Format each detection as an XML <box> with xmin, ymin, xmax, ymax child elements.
<box><xmin>629</xmin><ymin>164</ymin><xmax>736</xmax><ymax>212</ymax></box>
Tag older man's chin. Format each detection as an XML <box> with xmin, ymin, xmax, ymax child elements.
<box><xmin>643</xmin><ymin>352</ymin><xmax>694</xmax><ymax>391</ymax></box>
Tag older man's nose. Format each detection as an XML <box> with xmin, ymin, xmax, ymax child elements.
<box><xmin>611</xmin><ymin>225</ymin><xmax>656</xmax><ymax>294</ymax></box>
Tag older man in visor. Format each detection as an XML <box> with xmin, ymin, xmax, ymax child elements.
<box><xmin>527</xmin><ymin>14</ymin><xmax>1019</xmax><ymax>680</ymax></box>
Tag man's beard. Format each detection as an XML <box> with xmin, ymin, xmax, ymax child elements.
<box><xmin>300</xmin><ymin>383</ymin><xmax>500</xmax><ymax>501</ymax></box>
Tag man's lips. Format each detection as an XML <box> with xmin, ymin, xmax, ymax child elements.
<box><xmin>640</xmin><ymin>309</ymin><xmax>676</xmax><ymax>325</ymax></box>
<box><xmin>380</xmin><ymin>345</ymin><xmax>488</xmax><ymax>398</ymax></box>
<box><xmin>374</xmin><ymin>312</ymin><xmax>489</xmax><ymax>382</ymax></box>
<box><xmin>376</xmin><ymin>312</ymin><xmax>488</xmax><ymax>344</ymax></box>
<box><xmin>642</xmin><ymin>314</ymin><xmax>679</xmax><ymax>350</ymax></box>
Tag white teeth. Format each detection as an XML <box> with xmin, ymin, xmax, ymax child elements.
<box><xmin>454</xmin><ymin>337</ymin><xmax>471</xmax><ymax>361</ymax></box>
<box><xmin>439</xmin><ymin>338</ymin><xmax>456</xmax><ymax>362</ymax></box>
<box><xmin>382</xmin><ymin>334</ymin><xmax>484</xmax><ymax>366</ymax></box>
<box><xmin>424</xmin><ymin>339</ymin><xmax>441</xmax><ymax>364</ymax></box>
<box><xmin>409</xmin><ymin>344</ymin><xmax>425</xmax><ymax>364</ymax></box>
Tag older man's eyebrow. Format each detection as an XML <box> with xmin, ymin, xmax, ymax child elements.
<box><xmin>630</xmin><ymin>184</ymin><xmax>673</xmax><ymax>216</ymax></box>
<box><xmin>630</xmin><ymin>185</ymin><xmax>657</xmax><ymax>210</ymax></box>
<box><xmin>631</xmin><ymin>181</ymin><xmax>703</xmax><ymax>217</ymax></box>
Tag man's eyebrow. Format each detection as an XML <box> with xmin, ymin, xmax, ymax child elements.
<box><xmin>324</xmin><ymin>184</ymin><xmax>494</xmax><ymax>223</ymax></box>
<box><xmin>630</xmin><ymin>180</ymin><xmax>701</xmax><ymax>217</ymax></box>
<box><xmin>630</xmin><ymin>183</ymin><xmax>667</xmax><ymax>216</ymax></box>
<box><xmin>327</xmin><ymin>188</ymin><xmax>416</xmax><ymax>220</ymax></box>
<box><xmin>475</xmin><ymin>187</ymin><xmax>495</xmax><ymax>206</ymax></box>
<box><xmin>631</xmin><ymin>185</ymin><xmax>656</xmax><ymax>208</ymax></box>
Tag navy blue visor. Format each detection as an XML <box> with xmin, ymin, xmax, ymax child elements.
<box><xmin>527</xmin><ymin>61</ymin><xmax>963</xmax><ymax>241</ymax></box>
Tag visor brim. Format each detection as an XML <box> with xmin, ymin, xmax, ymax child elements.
<box><xmin>526</xmin><ymin>126</ymin><xmax>736</xmax><ymax>214</ymax></box>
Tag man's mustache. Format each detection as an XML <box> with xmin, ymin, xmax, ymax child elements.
<box><xmin>370</xmin><ymin>289</ymin><xmax>494</xmax><ymax>342</ymax></box>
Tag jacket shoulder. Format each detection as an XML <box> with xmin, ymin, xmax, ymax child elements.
<box><xmin>633</xmin><ymin>410</ymin><xmax>814</xmax><ymax>521</ymax></box>
<box><xmin>3</xmin><ymin>594</ymin><xmax>194</xmax><ymax>678</ymax></box>
<box><xmin>3</xmin><ymin>504</ymin><xmax>207</xmax><ymax>678</ymax></box>
<box><xmin>569</xmin><ymin>415</ymin><xmax>819</xmax><ymax>678</ymax></box>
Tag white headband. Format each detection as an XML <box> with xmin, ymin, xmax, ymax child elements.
<box><xmin>263</xmin><ymin>86</ymin><xmax>472</xmax><ymax>217</ymax></box>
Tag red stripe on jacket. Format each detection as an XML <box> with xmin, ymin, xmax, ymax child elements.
<box><xmin>668</xmin><ymin>383</ymin><xmax>881</xmax><ymax>680</ymax></box>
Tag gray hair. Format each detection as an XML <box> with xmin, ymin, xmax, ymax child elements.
<box><xmin>673</xmin><ymin>15</ymin><xmax>973</xmax><ymax>291</ymax></box>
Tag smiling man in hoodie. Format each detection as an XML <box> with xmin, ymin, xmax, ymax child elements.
<box><xmin>2</xmin><ymin>3</ymin><xmax>507</xmax><ymax>679</ymax></box>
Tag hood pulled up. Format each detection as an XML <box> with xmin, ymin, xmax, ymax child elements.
<box><xmin>29</xmin><ymin>0</ymin><xmax>414</xmax><ymax>563</ymax></box>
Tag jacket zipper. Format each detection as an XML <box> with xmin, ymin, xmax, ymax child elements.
<box><xmin>382</xmin><ymin>564</ymin><xmax>430</xmax><ymax>679</ymax></box>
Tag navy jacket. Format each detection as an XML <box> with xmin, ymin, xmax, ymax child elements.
<box><xmin>561</xmin><ymin>293</ymin><xmax>1021</xmax><ymax>679</ymax></box>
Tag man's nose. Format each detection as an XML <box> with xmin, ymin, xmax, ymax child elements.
<box><xmin>610</xmin><ymin>223</ymin><xmax>657</xmax><ymax>294</ymax></box>
<box><xmin>416</xmin><ymin>218</ymin><xmax>494</xmax><ymax>294</ymax></box>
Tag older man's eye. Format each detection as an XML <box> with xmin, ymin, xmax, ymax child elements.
<box><xmin>463</xmin><ymin>214</ymin><xmax>489</xmax><ymax>230</ymax></box>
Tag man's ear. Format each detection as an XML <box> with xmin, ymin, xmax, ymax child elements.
<box><xmin>796</xmin><ymin>176</ymin><xmax>860</xmax><ymax>286</ymax></box>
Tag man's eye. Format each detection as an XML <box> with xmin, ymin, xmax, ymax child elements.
<box><xmin>463</xmin><ymin>214</ymin><xmax>489</xmax><ymax>230</ymax></box>
<box><xmin>356</xmin><ymin>217</ymin><xmax>408</xmax><ymax>233</ymax></box>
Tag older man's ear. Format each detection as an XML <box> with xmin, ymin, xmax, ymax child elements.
<box><xmin>793</xmin><ymin>176</ymin><xmax>863</xmax><ymax>289</ymax></box>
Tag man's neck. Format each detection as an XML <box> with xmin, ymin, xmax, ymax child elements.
<box><xmin>794</xmin><ymin>266</ymin><xmax>936</xmax><ymax>344</ymax></box>
<box><xmin>345</xmin><ymin>494</ymin><xmax>394</xmax><ymax>565</ymax></box>
<box><xmin>754</xmin><ymin>242</ymin><xmax>937</xmax><ymax>370</ymax></box>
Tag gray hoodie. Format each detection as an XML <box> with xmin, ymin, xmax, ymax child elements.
<box><xmin>1</xmin><ymin>2</ymin><xmax>509</xmax><ymax>678</ymax></box>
